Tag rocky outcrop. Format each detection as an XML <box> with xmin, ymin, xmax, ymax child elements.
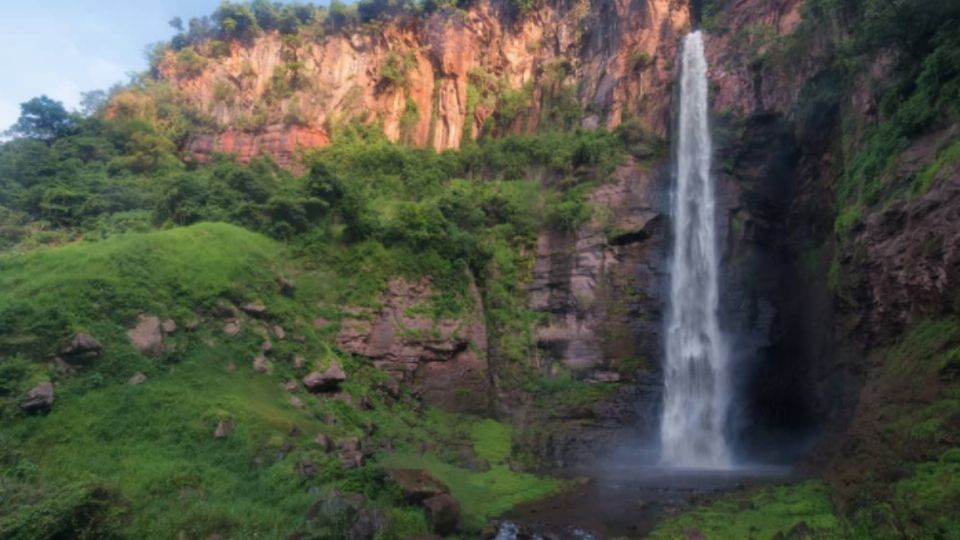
<box><xmin>529</xmin><ymin>157</ymin><xmax>666</xmax><ymax>381</ymax></box>
<box><xmin>129</xmin><ymin>0</ymin><xmax>691</xmax><ymax>166</ymax></box>
<box><xmin>848</xmin><ymin>131</ymin><xmax>960</xmax><ymax>340</ymax></box>
<box><xmin>336</xmin><ymin>276</ymin><xmax>490</xmax><ymax>413</ymax></box>
<box><xmin>423</xmin><ymin>493</ymin><xmax>460</xmax><ymax>535</ymax></box>
<box><xmin>127</xmin><ymin>315</ymin><xmax>165</xmax><ymax>357</ymax></box>
<box><xmin>303</xmin><ymin>361</ymin><xmax>347</xmax><ymax>392</ymax></box>
<box><xmin>20</xmin><ymin>382</ymin><xmax>54</xmax><ymax>413</ymax></box>
<box><xmin>58</xmin><ymin>333</ymin><xmax>103</xmax><ymax>366</ymax></box>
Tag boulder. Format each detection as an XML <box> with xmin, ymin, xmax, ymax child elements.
<box><xmin>289</xmin><ymin>395</ymin><xmax>305</xmax><ymax>409</ymax></box>
<box><xmin>261</xmin><ymin>341</ymin><xmax>273</xmax><ymax>353</ymax></box>
<box><xmin>128</xmin><ymin>372</ymin><xmax>147</xmax><ymax>385</ymax></box>
<box><xmin>296</xmin><ymin>459</ymin><xmax>319</xmax><ymax>479</ymax></box>
<box><xmin>185</xmin><ymin>319</ymin><xmax>202</xmax><ymax>331</ymax></box>
<box><xmin>314</xmin><ymin>433</ymin><xmax>334</xmax><ymax>452</ymax></box>
<box><xmin>214</xmin><ymin>418</ymin><xmax>235</xmax><ymax>439</ymax></box>
<box><xmin>223</xmin><ymin>320</ymin><xmax>241</xmax><ymax>336</ymax></box>
<box><xmin>211</xmin><ymin>301</ymin><xmax>237</xmax><ymax>318</ymax></box>
<box><xmin>253</xmin><ymin>356</ymin><xmax>273</xmax><ymax>375</ymax></box>
<box><xmin>128</xmin><ymin>315</ymin><xmax>164</xmax><ymax>356</ymax></box>
<box><xmin>273</xmin><ymin>325</ymin><xmax>286</xmax><ymax>340</ymax></box>
<box><xmin>161</xmin><ymin>319</ymin><xmax>177</xmax><ymax>334</ymax></box>
<box><xmin>385</xmin><ymin>469</ymin><xmax>450</xmax><ymax>504</ymax></box>
<box><xmin>338</xmin><ymin>437</ymin><xmax>364</xmax><ymax>469</ymax></box>
<box><xmin>294</xmin><ymin>355</ymin><xmax>306</xmax><ymax>369</ymax></box>
<box><xmin>240</xmin><ymin>302</ymin><xmax>268</xmax><ymax>317</ymax></box>
<box><xmin>20</xmin><ymin>382</ymin><xmax>54</xmax><ymax>412</ymax></box>
<box><xmin>348</xmin><ymin>508</ymin><xmax>388</xmax><ymax>540</ymax></box>
<box><xmin>285</xmin><ymin>380</ymin><xmax>299</xmax><ymax>392</ymax></box>
<box><xmin>339</xmin><ymin>437</ymin><xmax>362</xmax><ymax>452</ymax></box>
<box><xmin>340</xmin><ymin>450</ymin><xmax>364</xmax><ymax>469</ymax></box>
<box><xmin>277</xmin><ymin>277</ymin><xmax>296</xmax><ymax>297</ymax></box>
<box><xmin>58</xmin><ymin>333</ymin><xmax>103</xmax><ymax>365</ymax></box>
<box><xmin>302</xmin><ymin>361</ymin><xmax>347</xmax><ymax>393</ymax></box>
<box><xmin>423</xmin><ymin>494</ymin><xmax>460</xmax><ymax>535</ymax></box>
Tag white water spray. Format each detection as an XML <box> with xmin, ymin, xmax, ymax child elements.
<box><xmin>660</xmin><ymin>31</ymin><xmax>732</xmax><ymax>469</ymax></box>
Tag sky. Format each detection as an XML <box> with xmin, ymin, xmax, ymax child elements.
<box><xmin>0</xmin><ymin>0</ymin><xmax>231</xmax><ymax>130</ymax></box>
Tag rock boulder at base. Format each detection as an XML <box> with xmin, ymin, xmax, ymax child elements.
<box><xmin>128</xmin><ymin>372</ymin><xmax>147</xmax><ymax>385</ymax></box>
<box><xmin>423</xmin><ymin>494</ymin><xmax>460</xmax><ymax>535</ymax></box>
<box><xmin>58</xmin><ymin>332</ymin><xmax>103</xmax><ymax>365</ymax></box>
<box><xmin>385</xmin><ymin>469</ymin><xmax>450</xmax><ymax>504</ymax></box>
<box><xmin>128</xmin><ymin>315</ymin><xmax>164</xmax><ymax>356</ymax></box>
<box><xmin>302</xmin><ymin>361</ymin><xmax>347</xmax><ymax>393</ymax></box>
<box><xmin>20</xmin><ymin>382</ymin><xmax>54</xmax><ymax>412</ymax></box>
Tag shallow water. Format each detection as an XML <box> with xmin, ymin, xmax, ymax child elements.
<box><xmin>495</xmin><ymin>464</ymin><xmax>793</xmax><ymax>539</ymax></box>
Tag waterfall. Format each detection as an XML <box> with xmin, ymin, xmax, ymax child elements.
<box><xmin>660</xmin><ymin>31</ymin><xmax>732</xmax><ymax>469</ymax></box>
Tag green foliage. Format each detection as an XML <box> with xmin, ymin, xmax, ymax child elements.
<box><xmin>212</xmin><ymin>2</ymin><xmax>262</xmax><ymax>43</ymax></box>
<box><xmin>399</xmin><ymin>97</ymin><xmax>420</xmax><ymax>144</ymax></box>
<box><xmin>5</xmin><ymin>96</ymin><xmax>74</xmax><ymax>140</ymax></box>
<box><xmin>379</xmin><ymin>50</ymin><xmax>416</xmax><ymax>89</ymax></box>
<box><xmin>648</xmin><ymin>482</ymin><xmax>841</xmax><ymax>540</ymax></box>
<box><xmin>379</xmin><ymin>416</ymin><xmax>564</xmax><ymax>530</ymax></box>
<box><xmin>174</xmin><ymin>47</ymin><xmax>207</xmax><ymax>78</ymax></box>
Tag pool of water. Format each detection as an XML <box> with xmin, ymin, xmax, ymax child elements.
<box><xmin>493</xmin><ymin>464</ymin><xmax>793</xmax><ymax>539</ymax></box>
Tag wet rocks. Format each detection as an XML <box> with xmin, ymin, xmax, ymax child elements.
<box><xmin>20</xmin><ymin>382</ymin><xmax>54</xmax><ymax>413</ymax></box>
<box><xmin>303</xmin><ymin>361</ymin><xmax>346</xmax><ymax>393</ymax></box>
<box><xmin>58</xmin><ymin>332</ymin><xmax>103</xmax><ymax>365</ymax></box>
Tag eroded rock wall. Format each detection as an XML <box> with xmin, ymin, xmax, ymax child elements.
<box><xmin>148</xmin><ymin>0</ymin><xmax>690</xmax><ymax>166</ymax></box>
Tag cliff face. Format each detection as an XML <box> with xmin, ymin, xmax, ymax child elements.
<box><xmin>150</xmin><ymin>0</ymin><xmax>689</xmax><ymax>166</ymax></box>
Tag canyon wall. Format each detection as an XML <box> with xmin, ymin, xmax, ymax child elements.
<box><xmin>147</xmin><ymin>0</ymin><xmax>690</xmax><ymax>166</ymax></box>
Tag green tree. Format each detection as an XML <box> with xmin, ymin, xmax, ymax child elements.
<box><xmin>213</xmin><ymin>2</ymin><xmax>261</xmax><ymax>42</ymax></box>
<box><xmin>6</xmin><ymin>96</ymin><xmax>74</xmax><ymax>140</ymax></box>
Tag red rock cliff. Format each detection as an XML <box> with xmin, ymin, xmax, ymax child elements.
<box><xmin>138</xmin><ymin>0</ymin><xmax>690</xmax><ymax>166</ymax></box>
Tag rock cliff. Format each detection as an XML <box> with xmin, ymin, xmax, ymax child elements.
<box><xmin>142</xmin><ymin>0</ymin><xmax>690</xmax><ymax>166</ymax></box>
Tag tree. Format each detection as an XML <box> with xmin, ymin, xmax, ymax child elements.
<box><xmin>168</xmin><ymin>16</ymin><xmax>184</xmax><ymax>31</ymax></box>
<box><xmin>6</xmin><ymin>96</ymin><xmax>73</xmax><ymax>140</ymax></box>
<box><xmin>79</xmin><ymin>90</ymin><xmax>108</xmax><ymax>117</ymax></box>
<box><xmin>213</xmin><ymin>2</ymin><xmax>261</xmax><ymax>42</ymax></box>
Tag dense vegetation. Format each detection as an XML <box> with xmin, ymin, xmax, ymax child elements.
<box><xmin>0</xmin><ymin>73</ymin><xmax>630</xmax><ymax>536</ymax></box>
<box><xmin>2</xmin><ymin>0</ymin><xmax>958</xmax><ymax>537</ymax></box>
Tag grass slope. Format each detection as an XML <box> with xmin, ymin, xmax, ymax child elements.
<box><xmin>0</xmin><ymin>223</ymin><xmax>564</xmax><ymax>538</ymax></box>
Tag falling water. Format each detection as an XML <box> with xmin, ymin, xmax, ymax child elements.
<box><xmin>660</xmin><ymin>31</ymin><xmax>732</xmax><ymax>469</ymax></box>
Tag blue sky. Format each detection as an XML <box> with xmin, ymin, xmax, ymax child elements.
<box><xmin>0</xmin><ymin>1</ymin><xmax>231</xmax><ymax>129</ymax></box>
